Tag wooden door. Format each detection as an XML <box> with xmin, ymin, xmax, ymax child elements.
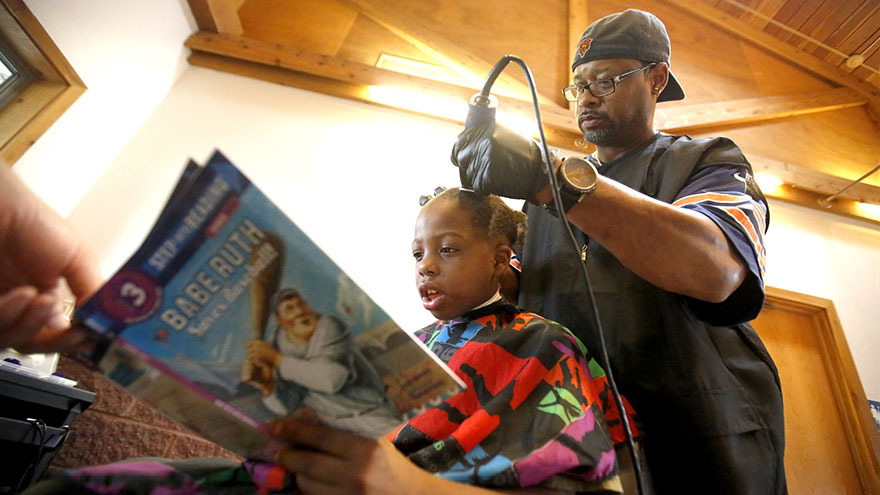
<box><xmin>751</xmin><ymin>287</ymin><xmax>880</xmax><ymax>494</ymax></box>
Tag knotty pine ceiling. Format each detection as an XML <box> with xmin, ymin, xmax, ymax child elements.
<box><xmin>184</xmin><ymin>0</ymin><xmax>880</xmax><ymax>225</ymax></box>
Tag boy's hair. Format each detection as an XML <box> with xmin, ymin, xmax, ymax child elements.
<box><xmin>426</xmin><ymin>187</ymin><xmax>527</xmax><ymax>252</ymax></box>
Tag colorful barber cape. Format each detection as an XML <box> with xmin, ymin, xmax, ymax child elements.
<box><xmin>390</xmin><ymin>300</ymin><xmax>634</xmax><ymax>493</ymax></box>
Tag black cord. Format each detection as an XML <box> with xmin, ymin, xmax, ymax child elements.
<box><xmin>476</xmin><ymin>54</ymin><xmax>645</xmax><ymax>495</ymax></box>
<box><xmin>15</xmin><ymin>418</ymin><xmax>49</xmax><ymax>494</ymax></box>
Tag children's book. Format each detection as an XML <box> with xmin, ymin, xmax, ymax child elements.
<box><xmin>72</xmin><ymin>150</ymin><xmax>464</xmax><ymax>458</ymax></box>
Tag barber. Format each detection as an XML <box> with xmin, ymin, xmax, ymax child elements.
<box><xmin>452</xmin><ymin>9</ymin><xmax>786</xmax><ymax>495</ymax></box>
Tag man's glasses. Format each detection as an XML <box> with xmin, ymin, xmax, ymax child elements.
<box><xmin>562</xmin><ymin>63</ymin><xmax>657</xmax><ymax>101</ymax></box>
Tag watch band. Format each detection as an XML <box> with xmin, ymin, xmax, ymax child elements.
<box><xmin>542</xmin><ymin>157</ymin><xmax>596</xmax><ymax>217</ymax></box>
<box><xmin>542</xmin><ymin>187</ymin><xmax>586</xmax><ymax>217</ymax></box>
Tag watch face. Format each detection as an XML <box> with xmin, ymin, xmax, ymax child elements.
<box><xmin>562</xmin><ymin>158</ymin><xmax>597</xmax><ymax>190</ymax></box>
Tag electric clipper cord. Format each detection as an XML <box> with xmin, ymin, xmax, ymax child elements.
<box><xmin>461</xmin><ymin>54</ymin><xmax>645</xmax><ymax>495</ymax></box>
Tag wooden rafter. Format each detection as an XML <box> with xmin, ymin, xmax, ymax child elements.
<box><xmin>186</xmin><ymin>32</ymin><xmax>573</xmax><ymax>124</ymax></box>
<box><xmin>655</xmin><ymin>87</ymin><xmax>867</xmax><ymax>133</ymax></box>
<box><xmin>749</xmin><ymin>155</ymin><xmax>880</xmax><ymax>204</ymax></box>
<box><xmin>187</xmin><ymin>0</ymin><xmax>246</xmax><ymax>36</ymax></box>
<box><xmin>567</xmin><ymin>0</ymin><xmax>589</xmax><ymax>113</ymax></box>
<box><xmin>187</xmin><ymin>31</ymin><xmax>864</xmax><ymax>138</ymax></box>
<box><xmin>662</xmin><ymin>0</ymin><xmax>880</xmax><ymax>125</ymax></box>
<box><xmin>339</xmin><ymin>0</ymin><xmax>557</xmax><ymax>106</ymax></box>
<box><xmin>185</xmin><ymin>33</ymin><xmax>587</xmax><ymax>149</ymax></box>
<box><xmin>747</xmin><ymin>154</ymin><xmax>880</xmax><ymax>227</ymax></box>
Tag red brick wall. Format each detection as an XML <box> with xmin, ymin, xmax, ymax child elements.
<box><xmin>50</xmin><ymin>356</ymin><xmax>241</xmax><ymax>469</ymax></box>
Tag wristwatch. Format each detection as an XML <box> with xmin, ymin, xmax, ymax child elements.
<box><xmin>544</xmin><ymin>157</ymin><xmax>598</xmax><ymax>216</ymax></box>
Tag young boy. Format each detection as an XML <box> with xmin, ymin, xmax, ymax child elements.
<box><xmin>268</xmin><ymin>187</ymin><xmax>628</xmax><ymax>494</ymax></box>
<box><xmin>387</xmin><ymin>187</ymin><xmax>623</xmax><ymax>493</ymax></box>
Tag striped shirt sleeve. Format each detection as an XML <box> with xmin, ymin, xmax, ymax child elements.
<box><xmin>673</xmin><ymin>165</ymin><xmax>769</xmax><ymax>284</ymax></box>
<box><xmin>509</xmin><ymin>251</ymin><xmax>522</xmax><ymax>273</ymax></box>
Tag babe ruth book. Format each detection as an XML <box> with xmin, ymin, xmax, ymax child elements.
<box><xmin>72</xmin><ymin>150</ymin><xmax>464</xmax><ymax>458</ymax></box>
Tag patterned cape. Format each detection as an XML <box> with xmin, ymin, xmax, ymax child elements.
<box><xmin>390</xmin><ymin>300</ymin><xmax>637</xmax><ymax>492</ymax></box>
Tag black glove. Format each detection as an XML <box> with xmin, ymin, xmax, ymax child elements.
<box><xmin>450</xmin><ymin>123</ymin><xmax>548</xmax><ymax>201</ymax></box>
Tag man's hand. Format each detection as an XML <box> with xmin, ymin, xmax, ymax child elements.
<box><xmin>450</xmin><ymin>123</ymin><xmax>549</xmax><ymax>201</ymax></box>
<box><xmin>0</xmin><ymin>164</ymin><xmax>102</xmax><ymax>354</ymax></box>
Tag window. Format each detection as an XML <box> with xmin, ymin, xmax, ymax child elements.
<box><xmin>0</xmin><ymin>0</ymin><xmax>85</xmax><ymax>166</ymax></box>
<box><xmin>0</xmin><ymin>35</ymin><xmax>33</xmax><ymax>108</ymax></box>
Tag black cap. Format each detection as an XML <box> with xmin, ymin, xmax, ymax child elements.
<box><xmin>571</xmin><ymin>9</ymin><xmax>685</xmax><ymax>102</ymax></box>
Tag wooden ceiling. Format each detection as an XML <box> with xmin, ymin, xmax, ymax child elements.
<box><xmin>183</xmin><ymin>0</ymin><xmax>880</xmax><ymax>226</ymax></box>
<box><xmin>709</xmin><ymin>0</ymin><xmax>880</xmax><ymax>89</ymax></box>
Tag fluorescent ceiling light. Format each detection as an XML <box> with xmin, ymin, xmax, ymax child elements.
<box><xmin>366</xmin><ymin>85</ymin><xmax>467</xmax><ymax>121</ymax></box>
<box><xmin>376</xmin><ymin>53</ymin><xmax>446</xmax><ymax>80</ymax></box>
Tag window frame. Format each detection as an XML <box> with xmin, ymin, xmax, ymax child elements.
<box><xmin>0</xmin><ymin>0</ymin><xmax>85</xmax><ymax>167</ymax></box>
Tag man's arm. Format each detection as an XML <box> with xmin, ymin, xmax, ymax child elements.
<box><xmin>452</xmin><ymin>123</ymin><xmax>759</xmax><ymax>305</ymax></box>
<box><xmin>534</xmin><ymin>177</ymin><xmax>748</xmax><ymax>303</ymax></box>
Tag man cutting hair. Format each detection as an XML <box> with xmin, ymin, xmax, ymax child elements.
<box><xmin>451</xmin><ymin>9</ymin><xmax>786</xmax><ymax>495</ymax></box>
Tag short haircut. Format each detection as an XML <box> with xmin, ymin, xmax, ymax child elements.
<box><xmin>427</xmin><ymin>187</ymin><xmax>527</xmax><ymax>252</ymax></box>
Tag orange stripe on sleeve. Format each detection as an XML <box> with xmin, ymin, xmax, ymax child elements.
<box><xmin>721</xmin><ymin>206</ymin><xmax>766</xmax><ymax>275</ymax></box>
<box><xmin>672</xmin><ymin>192</ymin><xmax>744</xmax><ymax>207</ymax></box>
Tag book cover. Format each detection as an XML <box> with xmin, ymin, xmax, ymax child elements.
<box><xmin>72</xmin><ymin>150</ymin><xmax>463</xmax><ymax>457</ymax></box>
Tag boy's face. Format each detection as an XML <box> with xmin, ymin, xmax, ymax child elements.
<box><xmin>276</xmin><ymin>296</ymin><xmax>318</xmax><ymax>342</ymax></box>
<box><xmin>412</xmin><ymin>199</ymin><xmax>510</xmax><ymax>321</ymax></box>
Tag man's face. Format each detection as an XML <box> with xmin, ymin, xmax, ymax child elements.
<box><xmin>572</xmin><ymin>58</ymin><xmax>656</xmax><ymax>147</ymax></box>
<box><xmin>276</xmin><ymin>296</ymin><xmax>318</xmax><ymax>341</ymax></box>
<box><xmin>412</xmin><ymin>199</ymin><xmax>505</xmax><ymax>321</ymax></box>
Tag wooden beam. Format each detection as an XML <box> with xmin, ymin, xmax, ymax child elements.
<box><xmin>186</xmin><ymin>32</ymin><xmax>578</xmax><ymax>128</ymax></box>
<box><xmin>749</xmin><ymin>153</ymin><xmax>880</xmax><ymax>228</ymax></box>
<box><xmin>655</xmin><ymin>87</ymin><xmax>867</xmax><ymax>134</ymax></box>
<box><xmin>185</xmin><ymin>32</ymin><xmax>869</xmax><ymax>146</ymax></box>
<box><xmin>339</xmin><ymin>0</ymin><xmax>557</xmax><ymax>106</ymax></box>
<box><xmin>662</xmin><ymin>0</ymin><xmax>880</xmax><ymax>124</ymax></box>
<box><xmin>567</xmin><ymin>0</ymin><xmax>589</xmax><ymax>113</ymax></box>
<box><xmin>186</xmin><ymin>50</ymin><xmax>588</xmax><ymax>152</ymax></box>
<box><xmin>749</xmin><ymin>155</ymin><xmax>880</xmax><ymax>204</ymax></box>
<box><xmin>186</xmin><ymin>0</ymin><xmax>246</xmax><ymax>35</ymax></box>
<box><xmin>763</xmin><ymin>182</ymin><xmax>880</xmax><ymax>227</ymax></box>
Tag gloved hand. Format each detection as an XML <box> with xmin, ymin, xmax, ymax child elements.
<box><xmin>450</xmin><ymin>123</ymin><xmax>549</xmax><ymax>201</ymax></box>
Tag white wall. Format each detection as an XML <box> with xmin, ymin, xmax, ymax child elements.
<box><xmin>763</xmin><ymin>200</ymin><xmax>880</xmax><ymax>401</ymax></box>
<box><xmin>13</xmin><ymin>0</ymin><xmax>195</xmax><ymax>216</ymax></box>
<box><xmin>64</xmin><ymin>67</ymin><xmax>880</xmax><ymax>403</ymax></box>
<box><xmin>66</xmin><ymin>67</ymin><xmax>464</xmax><ymax>334</ymax></box>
